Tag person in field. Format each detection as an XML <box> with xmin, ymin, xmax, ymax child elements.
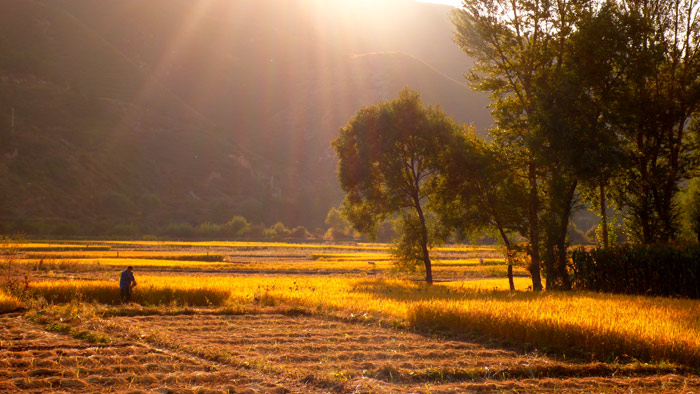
<box><xmin>119</xmin><ymin>266</ymin><xmax>137</xmax><ymax>303</ymax></box>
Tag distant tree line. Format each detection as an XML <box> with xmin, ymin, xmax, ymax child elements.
<box><xmin>334</xmin><ymin>0</ymin><xmax>700</xmax><ymax>289</ymax></box>
<box><xmin>1</xmin><ymin>210</ymin><xmax>397</xmax><ymax>243</ymax></box>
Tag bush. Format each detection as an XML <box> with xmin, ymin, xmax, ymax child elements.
<box><xmin>289</xmin><ymin>226</ymin><xmax>311</xmax><ymax>240</ymax></box>
<box><xmin>223</xmin><ymin>216</ymin><xmax>250</xmax><ymax>237</ymax></box>
<box><xmin>571</xmin><ymin>245</ymin><xmax>700</xmax><ymax>298</ymax></box>
<box><xmin>246</xmin><ymin>224</ymin><xmax>266</xmax><ymax>240</ymax></box>
<box><xmin>162</xmin><ymin>223</ymin><xmax>195</xmax><ymax>238</ymax></box>
<box><xmin>265</xmin><ymin>222</ymin><xmax>291</xmax><ymax>240</ymax></box>
<box><xmin>196</xmin><ymin>222</ymin><xmax>222</xmax><ymax>238</ymax></box>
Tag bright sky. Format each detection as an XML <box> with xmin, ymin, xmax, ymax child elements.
<box><xmin>417</xmin><ymin>0</ymin><xmax>462</xmax><ymax>7</ymax></box>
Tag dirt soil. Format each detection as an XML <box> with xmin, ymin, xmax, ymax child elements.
<box><xmin>3</xmin><ymin>312</ymin><xmax>696</xmax><ymax>393</ymax></box>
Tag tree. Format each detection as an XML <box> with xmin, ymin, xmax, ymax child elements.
<box><xmin>607</xmin><ymin>0</ymin><xmax>700</xmax><ymax>244</ymax></box>
<box><xmin>333</xmin><ymin>89</ymin><xmax>462</xmax><ymax>284</ymax></box>
<box><xmin>324</xmin><ymin>207</ymin><xmax>353</xmax><ymax>241</ymax></box>
<box><xmin>265</xmin><ymin>222</ymin><xmax>291</xmax><ymax>240</ymax></box>
<box><xmin>223</xmin><ymin>216</ymin><xmax>251</xmax><ymax>237</ymax></box>
<box><xmin>678</xmin><ymin>177</ymin><xmax>700</xmax><ymax>243</ymax></box>
<box><xmin>452</xmin><ymin>0</ymin><xmax>604</xmax><ymax>290</ymax></box>
<box><xmin>433</xmin><ymin>131</ymin><xmax>528</xmax><ymax>291</ymax></box>
<box><xmin>565</xmin><ymin>3</ymin><xmax>629</xmax><ymax>249</ymax></box>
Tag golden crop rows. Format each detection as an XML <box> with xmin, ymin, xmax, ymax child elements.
<box><xmin>27</xmin><ymin>275</ymin><xmax>700</xmax><ymax>366</ymax></box>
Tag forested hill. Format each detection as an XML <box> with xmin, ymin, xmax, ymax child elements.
<box><xmin>0</xmin><ymin>0</ymin><xmax>491</xmax><ymax>234</ymax></box>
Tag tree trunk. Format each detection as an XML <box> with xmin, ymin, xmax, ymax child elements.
<box><xmin>495</xmin><ymin>222</ymin><xmax>515</xmax><ymax>292</ymax></box>
<box><xmin>544</xmin><ymin>241</ymin><xmax>558</xmax><ymax>290</ymax></box>
<box><xmin>640</xmin><ymin>194</ymin><xmax>652</xmax><ymax>245</ymax></box>
<box><xmin>507</xmin><ymin>263</ymin><xmax>515</xmax><ymax>291</ymax></box>
<box><xmin>600</xmin><ymin>180</ymin><xmax>609</xmax><ymax>248</ymax></box>
<box><xmin>555</xmin><ymin>181</ymin><xmax>577</xmax><ymax>291</ymax></box>
<box><xmin>528</xmin><ymin>162</ymin><xmax>543</xmax><ymax>291</ymax></box>
<box><xmin>414</xmin><ymin>198</ymin><xmax>433</xmax><ymax>285</ymax></box>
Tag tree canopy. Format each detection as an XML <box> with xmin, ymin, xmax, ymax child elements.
<box><xmin>333</xmin><ymin>89</ymin><xmax>464</xmax><ymax>283</ymax></box>
<box><xmin>451</xmin><ymin>0</ymin><xmax>700</xmax><ymax>290</ymax></box>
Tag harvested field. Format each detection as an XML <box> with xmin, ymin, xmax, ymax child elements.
<box><xmin>2</xmin><ymin>312</ymin><xmax>698</xmax><ymax>394</ymax></box>
<box><xmin>0</xmin><ymin>314</ymin><xmax>313</xmax><ymax>394</ymax></box>
<box><xmin>12</xmin><ymin>240</ymin><xmax>516</xmax><ymax>279</ymax></box>
<box><xmin>4</xmin><ymin>240</ymin><xmax>700</xmax><ymax>393</ymax></box>
<box><xmin>106</xmin><ymin>315</ymin><xmax>700</xmax><ymax>392</ymax></box>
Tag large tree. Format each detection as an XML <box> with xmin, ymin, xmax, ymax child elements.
<box><xmin>452</xmin><ymin>0</ymin><xmax>605</xmax><ymax>290</ymax></box>
<box><xmin>333</xmin><ymin>89</ymin><xmax>462</xmax><ymax>284</ymax></box>
<box><xmin>607</xmin><ymin>0</ymin><xmax>700</xmax><ymax>244</ymax></box>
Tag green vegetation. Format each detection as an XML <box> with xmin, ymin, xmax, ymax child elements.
<box><xmin>334</xmin><ymin>89</ymin><xmax>463</xmax><ymax>283</ymax></box>
<box><xmin>571</xmin><ymin>245</ymin><xmax>700</xmax><ymax>298</ymax></box>
<box><xmin>328</xmin><ymin>0</ymin><xmax>700</xmax><ymax>293</ymax></box>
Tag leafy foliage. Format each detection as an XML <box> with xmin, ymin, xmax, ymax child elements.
<box><xmin>678</xmin><ymin>178</ymin><xmax>700</xmax><ymax>243</ymax></box>
<box><xmin>571</xmin><ymin>245</ymin><xmax>700</xmax><ymax>298</ymax></box>
<box><xmin>452</xmin><ymin>0</ymin><xmax>606</xmax><ymax>290</ymax></box>
<box><xmin>333</xmin><ymin>89</ymin><xmax>464</xmax><ymax>283</ymax></box>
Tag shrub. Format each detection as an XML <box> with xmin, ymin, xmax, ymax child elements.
<box><xmin>162</xmin><ymin>223</ymin><xmax>195</xmax><ymax>238</ymax></box>
<box><xmin>223</xmin><ymin>216</ymin><xmax>250</xmax><ymax>237</ymax></box>
<box><xmin>289</xmin><ymin>226</ymin><xmax>311</xmax><ymax>240</ymax></box>
<box><xmin>196</xmin><ymin>222</ymin><xmax>222</xmax><ymax>238</ymax></box>
<box><xmin>571</xmin><ymin>245</ymin><xmax>700</xmax><ymax>298</ymax></box>
<box><xmin>246</xmin><ymin>224</ymin><xmax>267</xmax><ymax>240</ymax></box>
<box><xmin>265</xmin><ymin>222</ymin><xmax>291</xmax><ymax>240</ymax></box>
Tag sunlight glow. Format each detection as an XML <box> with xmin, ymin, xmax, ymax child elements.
<box><xmin>417</xmin><ymin>0</ymin><xmax>462</xmax><ymax>7</ymax></box>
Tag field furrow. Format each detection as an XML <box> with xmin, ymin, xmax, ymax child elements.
<box><xmin>100</xmin><ymin>313</ymin><xmax>700</xmax><ymax>393</ymax></box>
<box><xmin>0</xmin><ymin>315</ymin><xmax>311</xmax><ymax>393</ymax></box>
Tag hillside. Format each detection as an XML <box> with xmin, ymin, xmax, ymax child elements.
<box><xmin>0</xmin><ymin>0</ymin><xmax>491</xmax><ymax>234</ymax></box>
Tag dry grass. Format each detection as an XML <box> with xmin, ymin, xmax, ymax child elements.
<box><xmin>102</xmin><ymin>313</ymin><xmax>693</xmax><ymax>393</ymax></box>
<box><xmin>9</xmin><ymin>308</ymin><xmax>695</xmax><ymax>394</ymax></box>
<box><xmin>27</xmin><ymin>275</ymin><xmax>700</xmax><ymax>366</ymax></box>
<box><xmin>8</xmin><ymin>240</ymin><xmax>700</xmax><ymax>392</ymax></box>
<box><xmin>20</xmin><ymin>258</ymin><xmax>227</xmax><ymax>269</ymax></box>
<box><xmin>1</xmin><ymin>243</ymin><xmax>111</xmax><ymax>252</ymax></box>
<box><xmin>24</xmin><ymin>250</ymin><xmax>224</xmax><ymax>260</ymax></box>
<box><xmin>10</xmin><ymin>240</ymin><xmax>507</xmax><ymax>279</ymax></box>
<box><xmin>0</xmin><ymin>314</ymin><xmax>290</xmax><ymax>393</ymax></box>
<box><xmin>93</xmin><ymin>240</ymin><xmax>498</xmax><ymax>253</ymax></box>
<box><xmin>0</xmin><ymin>290</ymin><xmax>23</xmax><ymax>313</ymax></box>
<box><xmin>15</xmin><ymin>255</ymin><xmax>522</xmax><ymax>279</ymax></box>
<box><xmin>30</xmin><ymin>278</ymin><xmax>229</xmax><ymax>306</ymax></box>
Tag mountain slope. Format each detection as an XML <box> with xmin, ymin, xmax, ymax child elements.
<box><xmin>0</xmin><ymin>0</ymin><xmax>491</xmax><ymax>233</ymax></box>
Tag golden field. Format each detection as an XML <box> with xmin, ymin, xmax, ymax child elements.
<box><xmin>3</xmin><ymin>240</ymin><xmax>700</xmax><ymax>393</ymax></box>
<box><xmin>11</xmin><ymin>244</ymin><xmax>520</xmax><ymax>277</ymax></box>
<box><xmin>25</xmin><ymin>274</ymin><xmax>700</xmax><ymax>366</ymax></box>
<box><xmin>95</xmin><ymin>240</ymin><xmax>498</xmax><ymax>251</ymax></box>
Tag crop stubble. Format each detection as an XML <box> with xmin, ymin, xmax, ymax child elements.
<box><xmin>101</xmin><ymin>313</ymin><xmax>700</xmax><ymax>394</ymax></box>
<box><xmin>0</xmin><ymin>314</ymin><xmax>302</xmax><ymax>394</ymax></box>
